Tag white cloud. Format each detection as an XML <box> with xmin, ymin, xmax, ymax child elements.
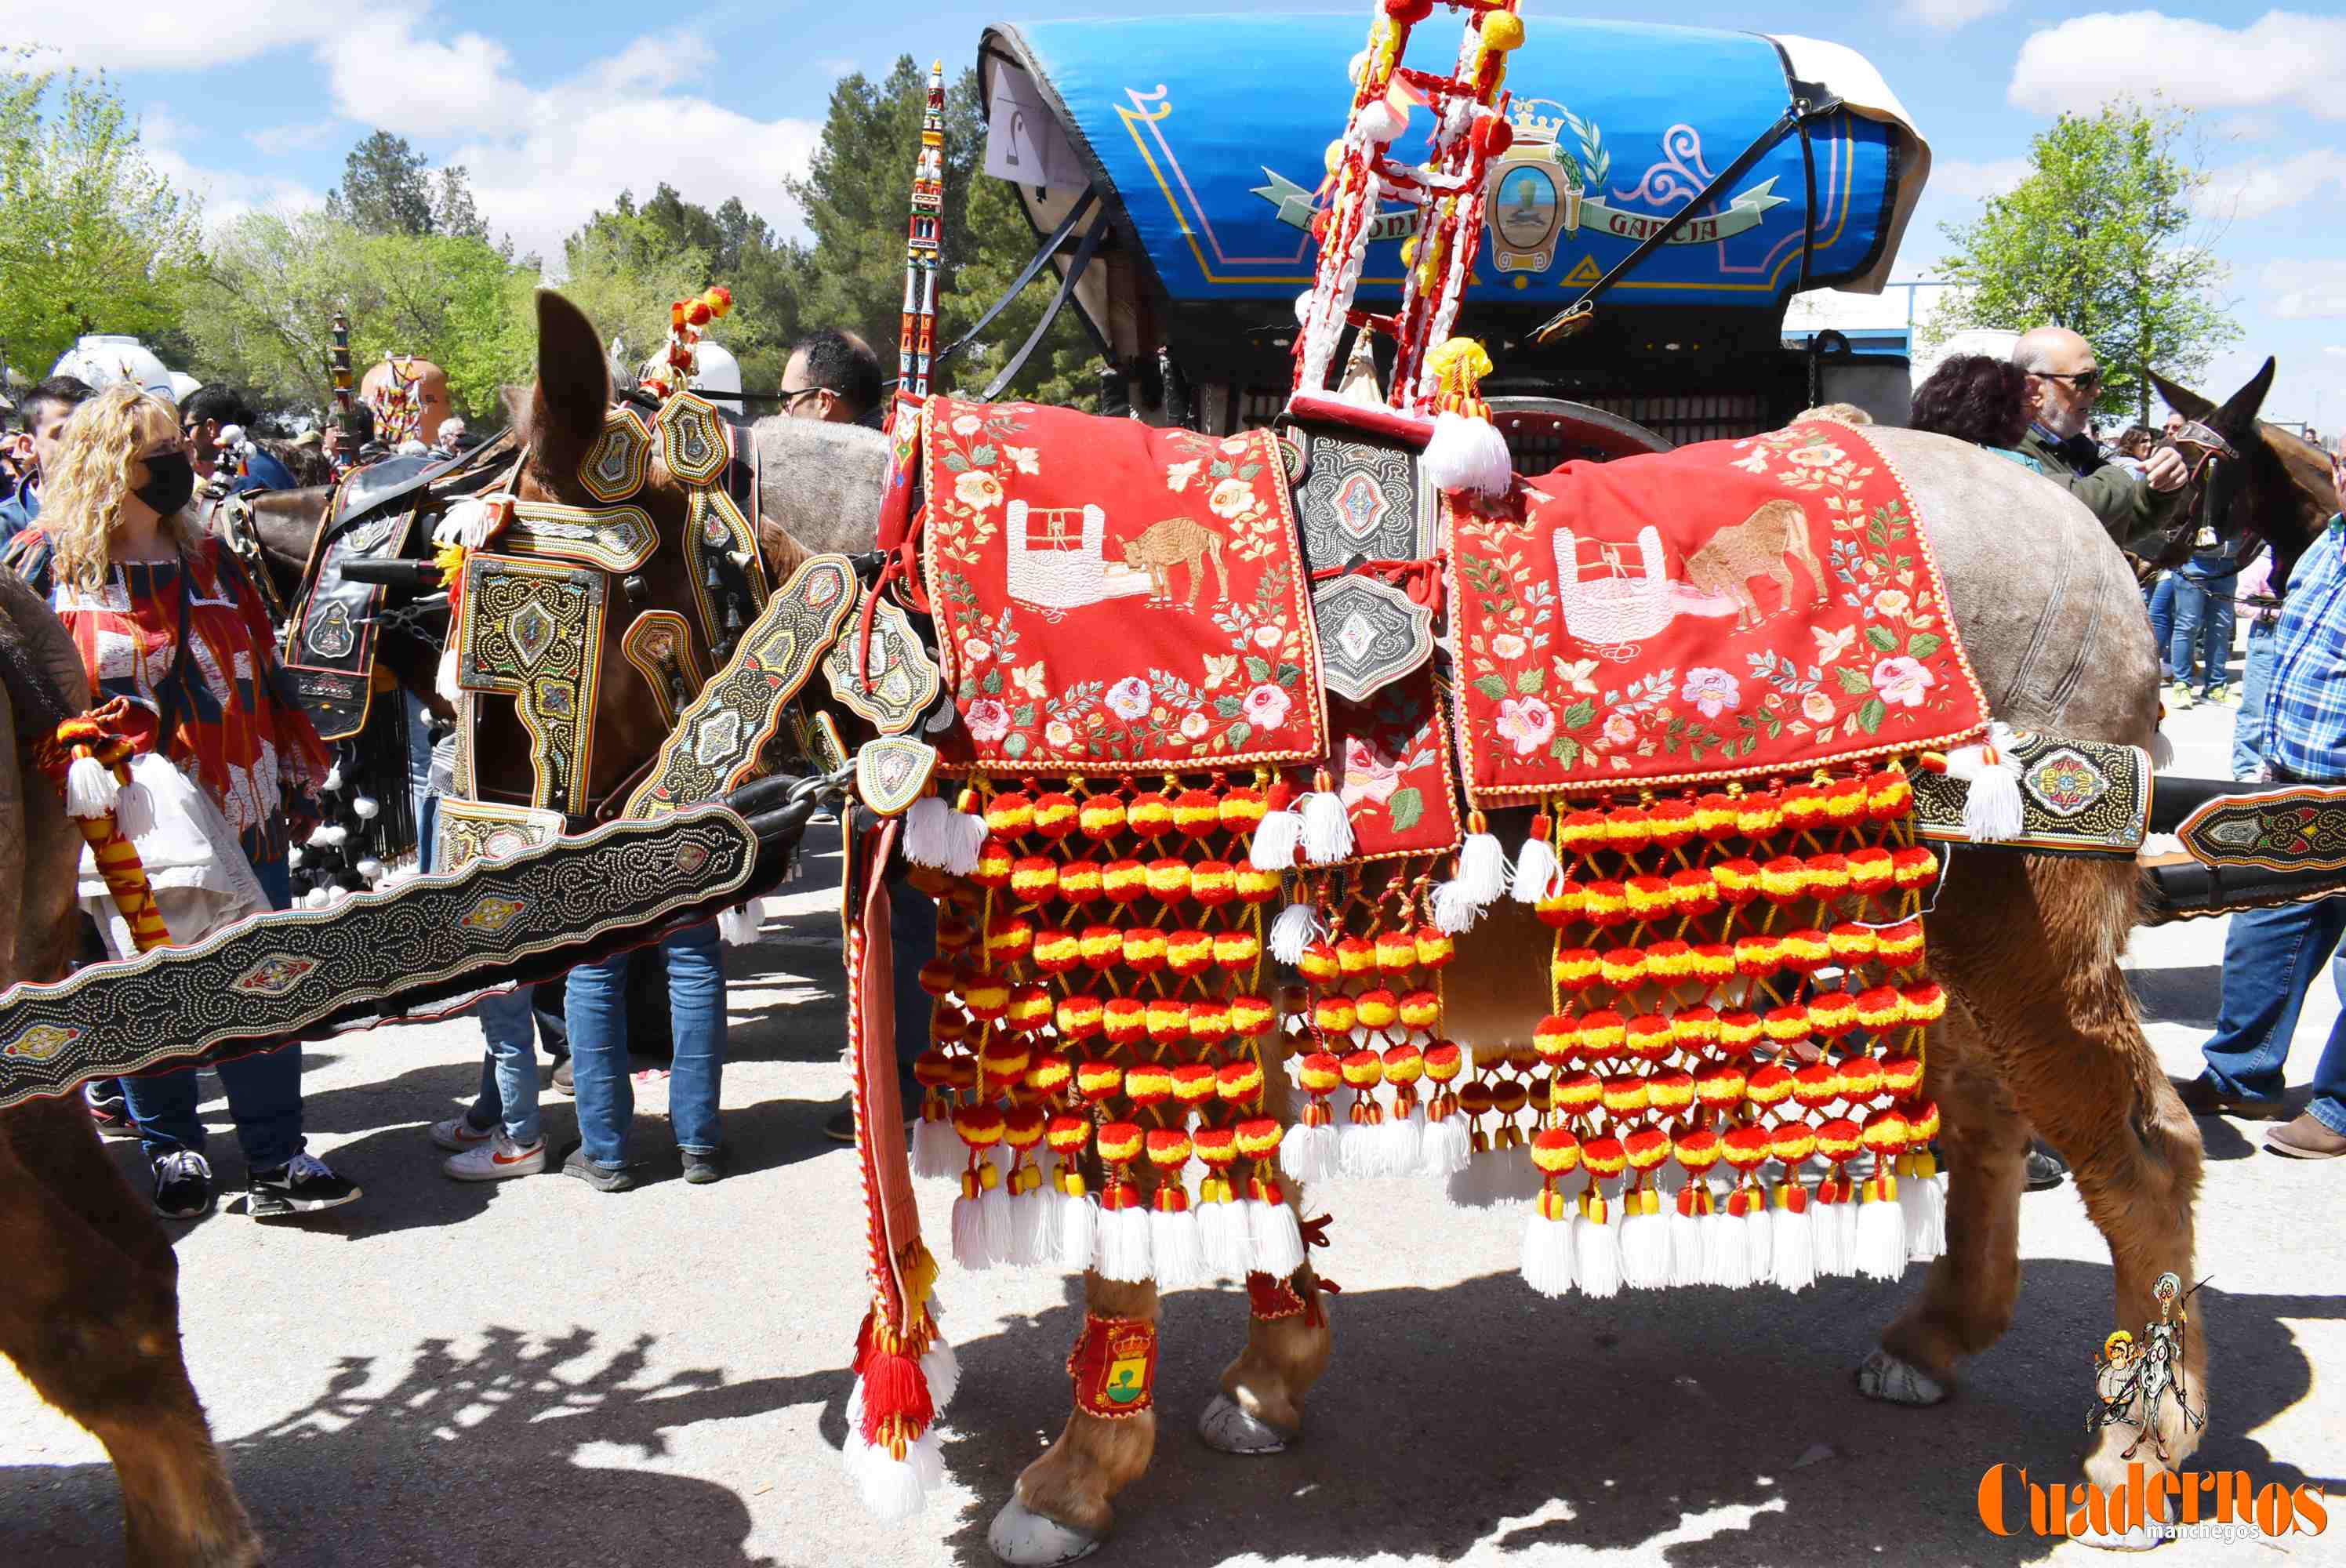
<box><xmin>1929</xmin><ymin>157</ymin><xmax>2031</xmax><ymax>201</ymax></box>
<box><xmin>2195</xmin><ymin>151</ymin><xmax>2346</xmax><ymax>221</ymax></box>
<box><xmin>2261</xmin><ymin>260</ymin><xmax>2346</xmax><ymax>320</ymax></box>
<box><xmin>2220</xmin><ymin>114</ymin><xmax>2282</xmax><ymax>143</ymax></box>
<box><xmin>2010</xmin><ymin>11</ymin><xmax>2346</xmax><ymax>119</ymax></box>
<box><xmin>0</xmin><ymin>0</ymin><xmax>330</xmax><ymax>71</ymax></box>
<box><xmin>247</xmin><ymin>121</ymin><xmax>343</xmax><ymax>158</ymax></box>
<box><xmin>318</xmin><ymin>18</ymin><xmax>523</xmax><ymax>139</ymax></box>
<box><xmin>146</xmin><ymin>147</ymin><xmax>321</xmax><ymax>228</ymax></box>
<box><xmin>1908</xmin><ymin>0</ymin><xmax>2010</xmax><ymax>31</ymax></box>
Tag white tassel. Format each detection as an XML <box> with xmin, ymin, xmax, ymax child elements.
<box><xmin>950</xmin><ymin>1187</ymin><xmax>992</xmax><ymax>1270</ymax></box>
<box><xmin>1520</xmin><ymin>1203</ymin><xmax>1578</xmax><ymax>1298</ymax></box>
<box><xmin>354</xmin><ymin>857</ymin><xmax>386</xmax><ymax>883</ymax></box>
<box><xmin>844</xmin><ymin>1422</ymin><xmax>940</xmax><ymax>1522</ymax></box>
<box><xmin>1247</xmin><ymin>807</ymin><xmax>1302</xmax><ymax>870</ymax></box>
<box><xmin>1096</xmin><ymin>1205</ymin><xmax>1153</xmax><ymax>1283</ymax></box>
<box><xmin>920</xmin><ymin>1335</ymin><xmax>961</xmax><ymax>1414</ymax></box>
<box><xmin>2151</xmin><ymin>729</ymin><xmax>2176</xmax><ymax>771</ymax></box>
<box><xmin>1247</xmin><ymin>1196</ymin><xmax>1307</xmax><ymax>1279</ymax></box>
<box><xmin>435</xmin><ymin>644</ymin><xmax>463</xmax><ymax>708</ymax></box>
<box><xmin>1337</xmin><ymin>1119</ymin><xmax>1381</xmax><ymax>1181</ymax></box>
<box><xmin>1743</xmin><ymin>1200</ymin><xmax>1774</xmax><ymax>1283</ymax></box>
<box><xmin>305</xmin><ymin>822</ymin><xmax>347</xmax><ymax>848</ymax></box>
<box><xmin>1058</xmin><ymin>1189</ymin><xmax>1097</xmax><ymax>1270</ymax></box>
<box><xmin>111</xmin><ymin>776</ymin><xmax>154</xmax><ymax>839</ymax></box>
<box><xmin>1149</xmin><ymin>1207</ymin><xmax>1205</xmax><ymax>1290</ymax></box>
<box><xmin>1856</xmin><ymin>1185</ymin><xmax>1908</xmax><ymax>1280</ymax></box>
<box><xmin>1705</xmin><ymin>1207</ymin><xmax>1752</xmax><ymax>1288</ymax></box>
<box><xmin>1948</xmin><ymin>722</ymin><xmax>2024</xmax><ymax>844</ymax></box>
<box><xmin>1575</xmin><ymin>1197</ymin><xmax>1624</xmax><ymax>1299</ymax></box>
<box><xmin>1454</xmin><ymin>829</ymin><xmax>1509</xmax><ymax>902</ymax></box>
<box><xmin>1418</xmin><ymin>1114</ymin><xmax>1472</xmax><ymax>1178</ymax></box>
<box><xmin>910</xmin><ymin>1115</ymin><xmax>961</xmax><ymax>1180</ymax></box>
<box><xmin>1198</xmin><ymin>1198</ymin><xmax>1250</xmax><ymax>1278</ymax></box>
<box><xmin>1278</xmin><ymin>1120</ymin><xmax>1337</xmax><ymax>1184</ymax></box>
<box><xmin>1355</xmin><ymin>97</ymin><xmax>1407</xmax><ymax>144</ymax></box>
<box><xmin>1810</xmin><ymin>1192</ymin><xmax>1849</xmax><ymax>1279</ymax></box>
<box><xmin>1429</xmin><ymin>880</ymin><xmax>1483</xmax><ymax>935</ymax></box>
<box><xmin>302</xmin><ymin>887</ymin><xmax>332</xmax><ymax>909</ymax></box>
<box><xmin>1382</xmin><ymin>1104</ymin><xmax>1424</xmax><ymax>1178</ymax></box>
<box><xmin>1510</xmin><ymin>832</ymin><xmax>1560</xmax><ymax>904</ymax></box>
<box><xmin>1298</xmin><ymin>789</ymin><xmax>1353</xmax><ymax>865</ymax></box>
<box><xmin>1770</xmin><ymin>1196</ymin><xmax>1814</xmax><ymax>1293</ymax></box>
<box><xmin>351</xmin><ymin>794</ymin><xmax>380</xmax><ymax>819</ymax></box>
<box><xmin>1621</xmin><ymin>1200</ymin><xmax>1672</xmax><ymax>1289</ymax></box>
<box><xmin>321</xmin><ymin>762</ymin><xmax>344</xmax><ymax>793</ymax></box>
<box><xmin>288</xmin><ymin>847</ymin><xmax>304</xmax><ymax>869</ymax></box>
<box><xmin>1669</xmin><ymin>1197</ymin><xmax>1710</xmax><ymax>1287</ymax></box>
<box><xmin>902</xmin><ymin>794</ymin><xmax>984</xmax><ymax>874</ymax></box>
<box><xmin>1421</xmin><ymin>409</ymin><xmax>1513</xmax><ymax>498</ymax></box>
<box><xmin>64</xmin><ymin>755</ymin><xmax>118</xmax><ymax>818</ymax></box>
<box><xmin>1008</xmin><ymin>1189</ymin><xmax>1052</xmax><ymax>1268</ymax></box>
<box><xmin>1901</xmin><ymin>1163</ymin><xmax>1947</xmax><ymax>1261</ymax></box>
<box><xmin>1268</xmin><ymin>902</ymin><xmax>1320</xmax><ymax>965</ymax></box>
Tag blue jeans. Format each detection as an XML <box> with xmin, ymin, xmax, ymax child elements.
<box><xmin>459</xmin><ymin>987</ymin><xmax>543</xmax><ymax>1145</ymax></box>
<box><xmin>889</xmin><ymin>873</ymin><xmax>937</xmax><ymax>1104</ymax></box>
<box><xmin>2201</xmin><ymin>898</ymin><xmax>2346</xmax><ymax>1135</ymax></box>
<box><xmin>404</xmin><ymin>688</ymin><xmax>437</xmax><ymax>863</ymax></box>
<box><xmin>2147</xmin><ymin>575</ymin><xmax>2177</xmax><ymax>679</ymax></box>
<box><xmin>2169</xmin><ymin>564</ymin><xmax>2238</xmax><ymax>693</ymax></box>
<box><xmin>122</xmin><ymin>858</ymin><xmax>305</xmax><ymax>1169</ymax></box>
<box><xmin>2232</xmin><ymin>618</ymin><xmax>2279</xmax><ymax>782</ymax></box>
<box><xmin>566</xmin><ymin>922</ymin><xmax>726</xmax><ymax>1164</ymax></box>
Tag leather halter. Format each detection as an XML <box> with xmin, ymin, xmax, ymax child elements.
<box><xmin>2166</xmin><ymin>419</ymin><xmax>2239</xmax><ymax>486</ymax></box>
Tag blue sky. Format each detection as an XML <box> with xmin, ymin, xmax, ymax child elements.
<box><xmin>9</xmin><ymin>2</ymin><xmax>2341</xmax><ymax>430</ymax></box>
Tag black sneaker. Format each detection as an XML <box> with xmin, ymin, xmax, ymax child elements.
<box><xmin>681</xmin><ymin>1148</ymin><xmax>725</xmax><ymax>1185</ymax></box>
<box><xmin>2024</xmin><ymin>1145</ymin><xmax>2068</xmax><ymax>1192</ymax></box>
<box><xmin>151</xmin><ymin>1150</ymin><xmax>216</xmax><ymax>1220</ymax></box>
<box><xmin>561</xmin><ymin>1146</ymin><xmax>635</xmax><ymax>1192</ymax></box>
<box><xmin>246</xmin><ymin>1152</ymin><xmax>361</xmax><ymax>1218</ymax></box>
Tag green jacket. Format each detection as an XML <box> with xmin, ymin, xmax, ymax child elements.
<box><xmin>2015</xmin><ymin>424</ymin><xmax>2183</xmax><ymax>554</ymax></box>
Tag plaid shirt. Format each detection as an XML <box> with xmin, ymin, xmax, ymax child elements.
<box><xmin>2263</xmin><ymin>514</ymin><xmax>2346</xmax><ymax>782</ymax></box>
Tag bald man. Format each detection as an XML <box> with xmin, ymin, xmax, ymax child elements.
<box><xmin>2011</xmin><ymin>327</ymin><xmax>2188</xmax><ymax>551</ymax></box>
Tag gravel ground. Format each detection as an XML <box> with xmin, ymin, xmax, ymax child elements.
<box><xmin>3</xmin><ymin>699</ymin><xmax>2341</xmax><ymax>1567</ymax></box>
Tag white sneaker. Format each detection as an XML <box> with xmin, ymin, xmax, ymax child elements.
<box><xmin>430</xmin><ymin>1116</ymin><xmax>496</xmax><ymax>1152</ymax></box>
<box><xmin>442</xmin><ymin>1133</ymin><xmax>546</xmax><ymax>1181</ymax></box>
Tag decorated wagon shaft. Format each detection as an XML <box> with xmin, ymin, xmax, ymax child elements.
<box><xmin>0</xmin><ymin>773</ymin><xmax>843</xmax><ymax>1110</ymax></box>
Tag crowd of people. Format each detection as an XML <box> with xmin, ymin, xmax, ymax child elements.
<box><xmin>1908</xmin><ymin>329</ymin><xmax>2346</xmax><ymax>1167</ymax></box>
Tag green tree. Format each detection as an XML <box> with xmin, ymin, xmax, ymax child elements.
<box><xmin>0</xmin><ymin>56</ymin><xmax>202</xmax><ymax>379</ymax></box>
<box><xmin>327</xmin><ymin>131</ymin><xmax>438</xmax><ymax>238</ymax></box>
<box><xmin>569</xmin><ymin>183</ymin><xmax>802</xmax><ymax>391</ymax></box>
<box><xmin>1932</xmin><ymin>96</ymin><xmax>2238</xmax><ymax>424</ymax></box>
<box><xmin>788</xmin><ymin>56</ymin><xmax>1095</xmax><ymax>408</ymax></box>
<box><xmin>432</xmin><ymin>164</ymin><xmax>489</xmax><ymax>242</ymax></box>
<box><xmin>554</xmin><ymin>210</ymin><xmax>724</xmax><ymax>388</ymax></box>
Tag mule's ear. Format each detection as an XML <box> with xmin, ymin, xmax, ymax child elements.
<box><xmin>2215</xmin><ymin>357</ymin><xmax>2276</xmax><ymax>429</ymax></box>
<box><xmin>2147</xmin><ymin>368</ymin><xmax>2213</xmax><ymax>423</ymax></box>
<box><xmin>528</xmin><ymin>289</ymin><xmax>609</xmax><ymax>456</ymax></box>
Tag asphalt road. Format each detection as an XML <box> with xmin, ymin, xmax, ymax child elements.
<box><xmin>4</xmin><ymin>696</ymin><xmax>2341</xmax><ymax>1568</ymax></box>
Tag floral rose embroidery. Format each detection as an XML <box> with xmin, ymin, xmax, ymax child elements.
<box><xmin>967</xmin><ymin>699</ymin><xmax>1011</xmax><ymax>744</ymax></box>
<box><xmin>1494</xmin><ymin>695</ymin><xmax>1556</xmax><ymax>756</ymax></box>
<box><xmin>1872</xmin><ymin>655</ymin><xmax>1936</xmax><ymax>708</ymax></box>
<box><xmin>1005</xmin><ymin>445</ymin><xmax>1040</xmax><ymax>475</ymax></box>
<box><xmin>1680</xmin><ymin>666</ymin><xmax>1741</xmax><ymax>719</ymax></box>
<box><xmin>1179</xmin><ymin>712</ymin><xmax>1210</xmax><ymax>740</ymax></box>
<box><xmin>1801</xmin><ymin>691</ymin><xmax>1837</xmax><ymax>724</ymax></box>
<box><xmin>1872</xmin><ymin>588</ymin><xmax>1911</xmax><ymax>618</ymax></box>
<box><xmin>962</xmin><ymin>638</ymin><xmax>993</xmax><ymax>665</ymax></box>
<box><xmin>1603</xmin><ymin>713</ymin><xmax>1637</xmax><ymax>747</ymax></box>
<box><xmin>950</xmin><ymin>413</ymin><xmax>983</xmax><ymax>437</ymax></box>
<box><xmin>1105</xmin><ymin>677</ymin><xmax>1153</xmax><ymax>721</ymax></box>
<box><xmin>1208</xmin><ymin>477</ymin><xmax>1258</xmax><ymax>520</ymax></box>
<box><xmin>1044</xmin><ymin>719</ymin><xmax>1076</xmax><ymax>750</ymax></box>
<box><xmin>1251</xmin><ymin>624</ymin><xmax>1284</xmax><ymax>651</ymax></box>
<box><xmin>953</xmin><ymin>470</ymin><xmax>1004</xmax><ymax>510</ymax></box>
<box><xmin>1338</xmin><ymin>735</ymin><xmax>1402</xmax><ymax>806</ymax></box>
<box><xmin>1490</xmin><ymin>633</ymin><xmax>1527</xmax><ymax>661</ymax></box>
<box><xmin>1785</xmin><ymin>444</ymin><xmax>1844</xmax><ymax>468</ymax></box>
<box><xmin>1243</xmin><ymin>684</ymin><xmax>1292</xmax><ymax>730</ymax></box>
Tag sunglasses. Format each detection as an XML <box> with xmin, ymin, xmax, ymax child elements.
<box><xmin>2038</xmin><ymin>368</ymin><xmax>2103</xmax><ymax>393</ymax></box>
<box><xmin>779</xmin><ymin>386</ymin><xmax>829</xmax><ymax>410</ymax></box>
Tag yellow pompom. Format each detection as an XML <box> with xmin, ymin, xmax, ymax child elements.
<box><xmin>1325</xmin><ymin>139</ymin><xmax>1348</xmax><ymax>176</ymax></box>
<box><xmin>1424</xmin><ymin>336</ymin><xmax>1493</xmax><ymax>397</ymax></box>
<box><xmin>1480</xmin><ymin>12</ymin><xmax>1526</xmax><ymax>51</ymax></box>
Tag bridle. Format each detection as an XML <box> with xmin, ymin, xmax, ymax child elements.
<box><xmin>2161</xmin><ymin>419</ymin><xmax>2244</xmax><ymax>562</ymax></box>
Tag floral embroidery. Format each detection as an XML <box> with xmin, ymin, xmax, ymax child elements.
<box><xmin>1283</xmin><ymin>673</ymin><xmax>1462</xmax><ymax>860</ymax></box>
<box><xmin>1447</xmin><ymin>420</ymin><xmax>1988</xmax><ymax>796</ymax></box>
<box><xmin>919</xmin><ymin>395</ymin><xmax>1326</xmax><ymax>772</ymax></box>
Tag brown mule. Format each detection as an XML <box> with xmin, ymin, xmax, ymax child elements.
<box><xmin>0</xmin><ymin>574</ymin><xmax>262</xmax><ymax>1567</ymax></box>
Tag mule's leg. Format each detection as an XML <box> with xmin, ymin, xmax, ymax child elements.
<box><xmin>1867</xmin><ymin>995</ymin><xmax>2028</xmax><ymax>1405</ymax></box>
<box><xmin>989</xmin><ymin>1272</ymin><xmax>1158</xmax><ymax>1567</ymax></box>
<box><xmin>0</xmin><ymin>1097</ymin><xmax>262</xmax><ymax>1568</ymax></box>
<box><xmin>1932</xmin><ymin>856</ymin><xmax>2207</xmax><ymax>1498</ymax></box>
<box><xmin>1200</xmin><ymin>1262</ymin><xmax>1332</xmax><ymax>1455</ymax></box>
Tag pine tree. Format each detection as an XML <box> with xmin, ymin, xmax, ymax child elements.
<box><xmin>327</xmin><ymin>131</ymin><xmax>438</xmax><ymax>238</ymax></box>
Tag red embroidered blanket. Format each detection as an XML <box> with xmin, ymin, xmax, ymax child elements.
<box><xmin>918</xmin><ymin>396</ymin><xmax>1328</xmax><ymax>776</ymax></box>
<box><xmin>1447</xmin><ymin>421</ymin><xmax>1988</xmax><ymax>800</ymax></box>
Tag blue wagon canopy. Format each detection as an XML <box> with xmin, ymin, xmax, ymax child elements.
<box><xmin>979</xmin><ymin>15</ymin><xmax>1930</xmax><ymax>343</ymax></box>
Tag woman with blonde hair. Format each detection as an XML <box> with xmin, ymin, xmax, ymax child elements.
<box><xmin>3</xmin><ymin>383</ymin><xmax>361</xmax><ymax>1221</ymax></box>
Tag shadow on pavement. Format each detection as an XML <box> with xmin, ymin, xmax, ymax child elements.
<box><xmin>2126</xmin><ymin>964</ymin><xmax>2224</xmax><ymax>1029</ymax></box>
<box><xmin>924</xmin><ymin>1261</ymin><xmax>2341</xmax><ymax>1567</ymax></box>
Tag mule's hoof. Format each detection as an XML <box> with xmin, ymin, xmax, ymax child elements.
<box><xmin>989</xmin><ymin>1496</ymin><xmax>1102</xmax><ymax>1567</ymax></box>
<box><xmin>1197</xmin><ymin>1392</ymin><xmax>1291</xmax><ymax>1455</ymax></box>
<box><xmin>1855</xmin><ymin>1348</ymin><xmax>1948</xmax><ymax>1406</ymax></box>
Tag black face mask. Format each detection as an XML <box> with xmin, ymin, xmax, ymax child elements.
<box><xmin>133</xmin><ymin>452</ymin><xmax>196</xmax><ymax>517</ymax></box>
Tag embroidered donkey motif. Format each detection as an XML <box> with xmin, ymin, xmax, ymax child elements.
<box><xmin>1681</xmin><ymin>499</ymin><xmax>1826</xmax><ymax>630</ymax></box>
<box><xmin>1120</xmin><ymin>517</ymin><xmax>1229</xmax><ymax>610</ymax></box>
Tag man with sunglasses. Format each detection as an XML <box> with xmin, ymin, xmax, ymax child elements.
<box><xmin>2010</xmin><ymin>327</ymin><xmax>2188</xmax><ymax>551</ymax></box>
<box><xmin>779</xmin><ymin>329</ymin><xmax>886</xmax><ymax>430</ymax></box>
